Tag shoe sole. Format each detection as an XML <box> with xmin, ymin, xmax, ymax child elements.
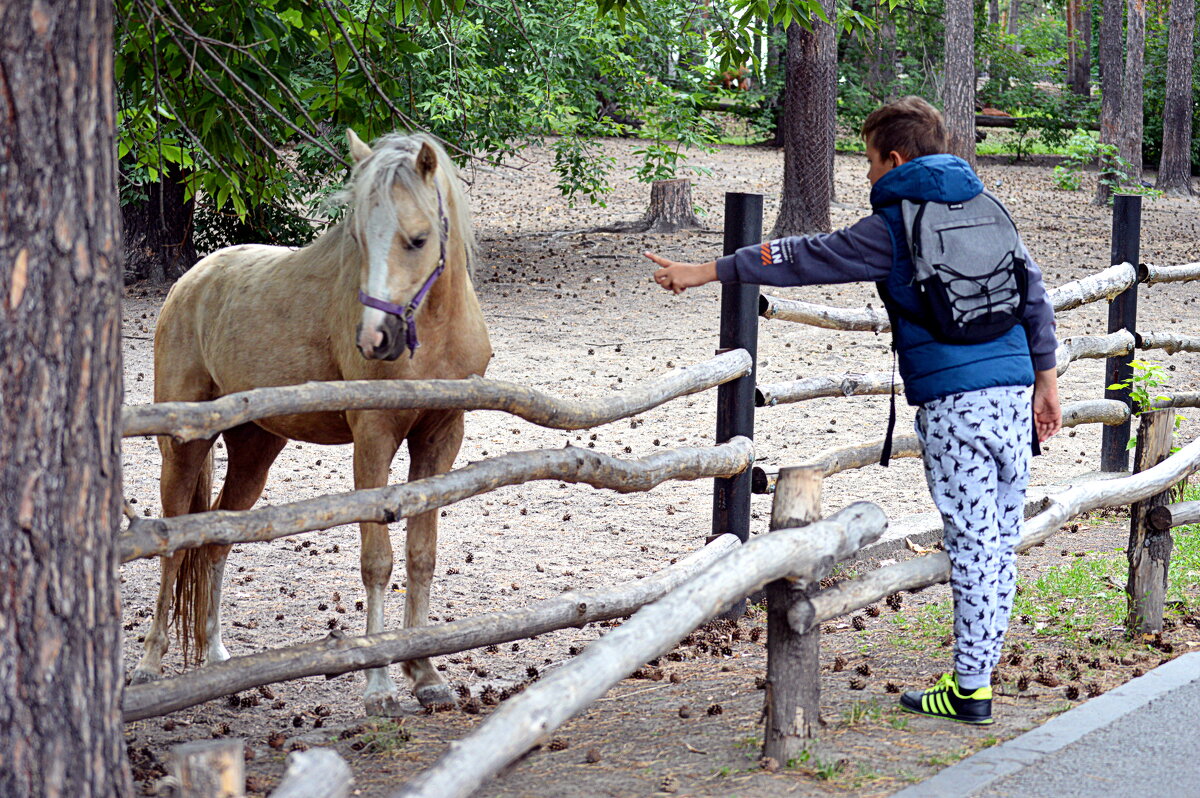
<box><xmin>899</xmin><ymin>703</ymin><xmax>993</xmax><ymax>725</ymax></box>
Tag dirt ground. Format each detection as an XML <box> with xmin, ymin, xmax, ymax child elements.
<box><xmin>119</xmin><ymin>138</ymin><xmax>1200</xmax><ymax>796</ymax></box>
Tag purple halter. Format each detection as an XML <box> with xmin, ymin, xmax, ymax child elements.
<box><xmin>357</xmin><ymin>185</ymin><xmax>450</xmax><ymax>357</ymax></box>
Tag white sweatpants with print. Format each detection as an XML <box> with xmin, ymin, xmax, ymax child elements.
<box><xmin>914</xmin><ymin>385</ymin><xmax>1031</xmax><ymax>683</ymax></box>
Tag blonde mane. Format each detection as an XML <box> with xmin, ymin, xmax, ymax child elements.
<box><xmin>335</xmin><ymin>132</ymin><xmax>476</xmax><ymax>275</ymax></box>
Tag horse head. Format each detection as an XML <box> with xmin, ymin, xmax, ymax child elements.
<box><xmin>344</xmin><ymin>130</ymin><xmax>462</xmax><ymax>361</ymax></box>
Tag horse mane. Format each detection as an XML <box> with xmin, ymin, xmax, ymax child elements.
<box><xmin>334</xmin><ymin>133</ymin><xmax>476</xmax><ymax>276</ymax></box>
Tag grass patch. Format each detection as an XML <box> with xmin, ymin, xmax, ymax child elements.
<box><xmin>841</xmin><ymin>698</ymin><xmax>884</xmax><ymax>726</ymax></box>
<box><xmin>347</xmin><ymin>719</ymin><xmax>412</xmax><ymax>755</ymax></box>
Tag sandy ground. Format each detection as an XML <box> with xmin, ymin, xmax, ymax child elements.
<box><xmin>118</xmin><ymin>138</ymin><xmax>1200</xmax><ymax>796</ymax></box>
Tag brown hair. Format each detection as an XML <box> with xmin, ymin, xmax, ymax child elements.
<box><xmin>861</xmin><ymin>96</ymin><xmax>947</xmax><ymax>160</ymax></box>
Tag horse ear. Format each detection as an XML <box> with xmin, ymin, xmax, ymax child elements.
<box><xmin>415</xmin><ymin>142</ymin><xmax>438</xmax><ymax>182</ymax></box>
<box><xmin>346</xmin><ymin>129</ymin><xmax>372</xmax><ymax>163</ymax></box>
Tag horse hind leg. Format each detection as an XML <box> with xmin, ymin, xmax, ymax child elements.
<box><xmin>130</xmin><ymin>438</ymin><xmax>215</xmax><ymax>684</ymax></box>
<box><xmin>399</xmin><ymin>412</ymin><xmax>466</xmax><ymax>708</ymax></box>
<box><xmin>188</xmin><ymin>423</ymin><xmax>288</xmax><ymax>666</ymax></box>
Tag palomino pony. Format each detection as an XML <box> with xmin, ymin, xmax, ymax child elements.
<box><xmin>130</xmin><ymin>131</ymin><xmax>491</xmax><ymax>714</ymax></box>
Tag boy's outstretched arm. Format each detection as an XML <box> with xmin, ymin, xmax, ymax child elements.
<box><xmin>644</xmin><ymin>252</ymin><xmax>718</xmax><ymax>294</ymax></box>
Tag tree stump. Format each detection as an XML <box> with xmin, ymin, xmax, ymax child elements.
<box><xmin>169</xmin><ymin>739</ymin><xmax>245</xmax><ymax>798</ymax></box>
<box><xmin>581</xmin><ymin>179</ymin><xmax>703</xmax><ymax>234</ymax></box>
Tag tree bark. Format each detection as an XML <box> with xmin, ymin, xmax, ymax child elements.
<box><xmin>771</xmin><ymin>6</ymin><xmax>836</xmax><ymax>238</ymax></box>
<box><xmin>1154</xmin><ymin>0</ymin><xmax>1196</xmax><ymax>195</ymax></box>
<box><xmin>1117</xmin><ymin>0</ymin><xmax>1147</xmax><ymax>181</ymax></box>
<box><xmin>640</xmin><ymin>179</ymin><xmax>702</xmax><ymax>232</ymax></box>
<box><xmin>1067</xmin><ymin>0</ymin><xmax>1092</xmax><ymax>95</ymax></box>
<box><xmin>867</xmin><ymin>5</ymin><xmax>897</xmax><ymax>101</ymax></box>
<box><xmin>0</xmin><ymin>0</ymin><xmax>131</xmax><ymax>795</ymax></box>
<box><xmin>944</xmin><ymin>0</ymin><xmax>978</xmax><ymax>168</ymax></box>
<box><xmin>763</xmin><ymin>24</ymin><xmax>786</xmax><ymax>147</ymax></box>
<box><xmin>1096</xmin><ymin>0</ymin><xmax>1125</xmax><ymax>203</ymax></box>
<box><xmin>1006</xmin><ymin>0</ymin><xmax>1020</xmax><ymax>34</ymax></box>
<box><xmin>121</xmin><ymin>167</ymin><xmax>197</xmax><ymax>284</ymax></box>
<box><xmin>1126</xmin><ymin>409</ymin><xmax>1175</xmax><ymax>634</ymax></box>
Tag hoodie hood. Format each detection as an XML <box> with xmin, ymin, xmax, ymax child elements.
<box><xmin>870</xmin><ymin>153</ymin><xmax>983</xmax><ymax>208</ymax></box>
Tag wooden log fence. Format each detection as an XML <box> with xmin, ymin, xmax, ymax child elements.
<box><xmin>269</xmin><ymin>749</ymin><xmax>353</xmax><ymax>798</ymax></box>
<box><xmin>391</xmin><ymin>502</ymin><xmax>888</xmax><ymax>798</ymax></box>
<box><xmin>1140</xmin><ymin>332</ymin><xmax>1200</xmax><ymax>356</ymax></box>
<box><xmin>1149</xmin><ymin>501</ymin><xmax>1200</xmax><ymax>531</ymax></box>
<box><xmin>1126</xmin><ymin>409</ymin><xmax>1176</xmax><ymax>634</ymax></box>
<box><xmin>1141</xmin><ymin>261</ymin><xmax>1200</xmax><ymax>284</ymax></box>
<box><xmin>123</xmin><ymin>533</ymin><xmax>743</xmax><ymax>721</ymax></box>
<box><xmin>757</xmin><ymin>262</ymin><xmax>1137</xmax><ymax>332</ymax></box>
<box><xmin>755</xmin><ymin>331</ymin><xmax>1136</xmax><ymax>407</ymax></box>
<box><xmin>121</xmin><ymin>350</ymin><xmax>753</xmax><ymax>441</ymax></box>
<box><xmin>121</xmin><ymin>438</ymin><xmax>753</xmax><ymax>562</ymax></box>
<box><xmin>805</xmin><ymin>432</ymin><xmax>1200</xmax><ymax>626</ymax></box>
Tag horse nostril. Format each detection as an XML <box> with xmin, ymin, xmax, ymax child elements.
<box><xmin>376</xmin><ymin>328</ymin><xmax>389</xmax><ymax>355</ymax></box>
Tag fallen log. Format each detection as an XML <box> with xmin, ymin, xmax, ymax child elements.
<box><xmin>757</xmin><ymin>264</ymin><xmax>1136</xmax><ymax>333</ymax></box>
<box><xmin>122</xmin><ymin>533</ymin><xmax>742</xmax><ymax>721</ymax></box>
<box><xmin>805</xmin><ymin>433</ymin><xmax>1200</xmax><ymax>625</ymax></box>
<box><xmin>1140</xmin><ymin>331</ymin><xmax>1200</xmax><ymax>355</ymax></box>
<box><xmin>1148</xmin><ymin>501</ymin><xmax>1200</xmax><ymax>531</ymax></box>
<box><xmin>121</xmin><ymin>349</ymin><xmax>753</xmax><ymax>441</ymax></box>
<box><xmin>391</xmin><ymin>502</ymin><xmax>887</xmax><ymax>798</ymax></box>
<box><xmin>1152</xmin><ymin>393</ymin><xmax>1200</xmax><ymax>409</ymax></box>
<box><xmin>120</xmin><ymin>438</ymin><xmax>753</xmax><ymax>562</ymax></box>
<box><xmin>754</xmin><ymin>332</ymin><xmax>1133</xmax><ymax>408</ymax></box>
<box><xmin>268</xmin><ymin>749</ymin><xmax>353</xmax><ymax>798</ymax></box>
<box><xmin>1141</xmin><ymin>261</ymin><xmax>1200</xmax><ymax>285</ymax></box>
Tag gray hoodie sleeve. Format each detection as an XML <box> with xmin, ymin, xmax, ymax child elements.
<box><xmin>714</xmin><ymin>214</ymin><xmax>894</xmax><ymax>287</ymax></box>
<box><xmin>1019</xmin><ymin>242</ymin><xmax>1058</xmax><ymax>372</ymax></box>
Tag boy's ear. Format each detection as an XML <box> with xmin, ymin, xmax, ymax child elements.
<box><xmin>889</xmin><ymin>150</ymin><xmax>909</xmax><ymax>167</ymax></box>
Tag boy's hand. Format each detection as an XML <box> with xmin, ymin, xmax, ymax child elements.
<box><xmin>644</xmin><ymin>252</ymin><xmax>718</xmax><ymax>294</ymax></box>
<box><xmin>1033</xmin><ymin>368</ymin><xmax>1061</xmax><ymax>443</ymax></box>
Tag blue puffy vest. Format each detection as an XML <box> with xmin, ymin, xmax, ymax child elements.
<box><xmin>871</xmin><ymin>154</ymin><xmax>1034</xmax><ymax>406</ymax></box>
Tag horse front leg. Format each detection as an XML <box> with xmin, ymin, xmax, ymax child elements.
<box><xmin>401</xmin><ymin>411</ymin><xmax>465</xmax><ymax>707</ymax></box>
<box><xmin>352</xmin><ymin>417</ymin><xmax>407</xmax><ymax>716</ymax></box>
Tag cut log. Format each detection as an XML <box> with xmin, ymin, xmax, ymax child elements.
<box><xmin>805</xmin><ymin>433</ymin><xmax>1200</xmax><ymax>625</ymax></box>
<box><xmin>1141</xmin><ymin>261</ymin><xmax>1200</xmax><ymax>284</ymax></box>
<box><xmin>1148</xmin><ymin>501</ymin><xmax>1200</xmax><ymax>531</ymax></box>
<box><xmin>763</xmin><ymin>467</ymin><xmax>824</xmax><ymax>762</ymax></box>
<box><xmin>391</xmin><ymin>502</ymin><xmax>888</xmax><ymax>798</ymax></box>
<box><xmin>123</xmin><ymin>534</ymin><xmax>742</xmax><ymax>721</ymax></box>
<box><xmin>1139</xmin><ymin>331</ymin><xmax>1200</xmax><ymax>355</ymax></box>
<box><xmin>268</xmin><ymin>749</ymin><xmax>353</xmax><ymax>798</ymax></box>
<box><xmin>1055</xmin><ymin>331</ymin><xmax>1134</xmax><ymax>375</ymax></box>
<box><xmin>169</xmin><ymin>739</ymin><xmax>245</xmax><ymax>798</ymax></box>
<box><xmin>758</xmin><ymin>263</ymin><xmax>1136</xmax><ymax>332</ymax></box>
<box><xmin>1126</xmin><ymin>409</ymin><xmax>1176</xmax><ymax>634</ymax></box>
<box><xmin>120</xmin><ymin>438</ymin><xmax>753</xmax><ymax>562</ymax></box>
<box><xmin>1152</xmin><ymin>393</ymin><xmax>1200</xmax><ymax>409</ymax></box>
<box><xmin>122</xmin><ymin>350</ymin><xmax>752</xmax><ymax>441</ymax></box>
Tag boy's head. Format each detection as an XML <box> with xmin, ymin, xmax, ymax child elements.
<box><xmin>861</xmin><ymin>96</ymin><xmax>948</xmax><ymax>185</ymax></box>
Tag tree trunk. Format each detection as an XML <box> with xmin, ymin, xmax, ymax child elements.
<box><xmin>1067</xmin><ymin>0</ymin><xmax>1091</xmax><ymax>95</ymax></box>
<box><xmin>641</xmin><ymin>179</ymin><xmax>702</xmax><ymax>232</ymax></box>
<box><xmin>1118</xmin><ymin>0</ymin><xmax>1146</xmax><ymax>181</ymax></box>
<box><xmin>944</xmin><ymin>0</ymin><xmax>977</xmax><ymax>168</ymax></box>
<box><xmin>763</xmin><ymin>24</ymin><xmax>786</xmax><ymax>146</ymax></box>
<box><xmin>867</xmin><ymin>5</ymin><xmax>897</xmax><ymax>101</ymax></box>
<box><xmin>1006</xmin><ymin>0</ymin><xmax>1020</xmax><ymax>35</ymax></box>
<box><xmin>1096</xmin><ymin>0</ymin><xmax>1125</xmax><ymax>203</ymax></box>
<box><xmin>771</xmin><ymin>6</ymin><xmax>836</xmax><ymax>238</ymax></box>
<box><xmin>1155</xmin><ymin>0</ymin><xmax>1195</xmax><ymax>195</ymax></box>
<box><xmin>121</xmin><ymin>167</ymin><xmax>198</xmax><ymax>284</ymax></box>
<box><xmin>0</xmin><ymin>0</ymin><xmax>130</xmax><ymax>796</ymax></box>
<box><xmin>1081</xmin><ymin>0</ymin><xmax>1093</xmax><ymax>92</ymax></box>
<box><xmin>988</xmin><ymin>0</ymin><xmax>1000</xmax><ymax>26</ymax></box>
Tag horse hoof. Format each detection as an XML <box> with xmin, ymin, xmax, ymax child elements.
<box><xmin>364</xmin><ymin>691</ymin><xmax>406</xmax><ymax>717</ymax></box>
<box><xmin>127</xmin><ymin>669</ymin><xmax>162</xmax><ymax>686</ymax></box>
<box><xmin>415</xmin><ymin>683</ymin><xmax>454</xmax><ymax>708</ymax></box>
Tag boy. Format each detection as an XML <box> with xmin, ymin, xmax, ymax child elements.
<box><xmin>645</xmin><ymin>96</ymin><xmax>1061</xmax><ymax>725</ymax></box>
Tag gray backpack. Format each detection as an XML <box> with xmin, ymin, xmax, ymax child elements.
<box><xmin>899</xmin><ymin>190</ymin><xmax>1027</xmax><ymax>343</ymax></box>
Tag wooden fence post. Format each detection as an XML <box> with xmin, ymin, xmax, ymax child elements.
<box><xmin>1101</xmin><ymin>194</ymin><xmax>1141</xmax><ymax>472</ymax></box>
<box><xmin>712</xmin><ymin>192</ymin><xmax>762</xmax><ymax>543</ymax></box>
<box><xmin>763</xmin><ymin>466</ymin><xmax>823</xmax><ymax>763</ymax></box>
<box><xmin>169</xmin><ymin>739</ymin><xmax>245</xmax><ymax>798</ymax></box>
<box><xmin>1126</xmin><ymin>408</ymin><xmax>1175</xmax><ymax>635</ymax></box>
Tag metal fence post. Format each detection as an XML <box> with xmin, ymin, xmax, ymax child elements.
<box><xmin>712</xmin><ymin>192</ymin><xmax>762</xmax><ymax>542</ymax></box>
<box><xmin>1101</xmin><ymin>194</ymin><xmax>1141</xmax><ymax>472</ymax></box>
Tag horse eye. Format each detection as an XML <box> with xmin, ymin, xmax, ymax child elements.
<box><xmin>406</xmin><ymin>235</ymin><xmax>428</xmax><ymax>251</ymax></box>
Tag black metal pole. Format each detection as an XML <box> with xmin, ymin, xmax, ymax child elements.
<box><xmin>712</xmin><ymin>193</ymin><xmax>762</xmax><ymax>543</ymax></box>
<box><xmin>1101</xmin><ymin>194</ymin><xmax>1141</xmax><ymax>472</ymax></box>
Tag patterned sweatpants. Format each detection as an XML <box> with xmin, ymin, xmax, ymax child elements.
<box><xmin>914</xmin><ymin>385</ymin><xmax>1031</xmax><ymax>684</ymax></box>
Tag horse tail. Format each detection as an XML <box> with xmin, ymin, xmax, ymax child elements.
<box><xmin>173</xmin><ymin>450</ymin><xmax>214</xmax><ymax>665</ymax></box>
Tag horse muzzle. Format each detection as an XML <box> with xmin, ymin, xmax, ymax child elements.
<box><xmin>356</xmin><ymin>317</ymin><xmax>409</xmax><ymax>361</ymax></box>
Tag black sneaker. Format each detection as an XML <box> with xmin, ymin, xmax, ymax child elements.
<box><xmin>899</xmin><ymin>672</ymin><xmax>993</xmax><ymax>725</ymax></box>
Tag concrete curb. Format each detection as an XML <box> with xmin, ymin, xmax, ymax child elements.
<box><xmin>889</xmin><ymin>651</ymin><xmax>1200</xmax><ymax>797</ymax></box>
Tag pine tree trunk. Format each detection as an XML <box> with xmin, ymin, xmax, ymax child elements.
<box><xmin>944</xmin><ymin>0</ymin><xmax>977</xmax><ymax>169</ymax></box>
<box><xmin>1118</xmin><ymin>0</ymin><xmax>1146</xmax><ymax>181</ymax></box>
<box><xmin>763</xmin><ymin>24</ymin><xmax>786</xmax><ymax>147</ymax></box>
<box><xmin>868</xmin><ymin>6</ymin><xmax>897</xmax><ymax>101</ymax></box>
<box><xmin>1007</xmin><ymin>0</ymin><xmax>1020</xmax><ymax>35</ymax></box>
<box><xmin>121</xmin><ymin>167</ymin><xmax>197</xmax><ymax>284</ymax></box>
<box><xmin>0</xmin><ymin>0</ymin><xmax>131</xmax><ymax>796</ymax></box>
<box><xmin>1155</xmin><ymin>0</ymin><xmax>1195</xmax><ymax>195</ymax></box>
<box><xmin>641</xmin><ymin>180</ymin><xmax>702</xmax><ymax>233</ymax></box>
<box><xmin>771</xmin><ymin>7</ymin><xmax>836</xmax><ymax>238</ymax></box>
<box><xmin>1081</xmin><ymin>0</ymin><xmax>1093</xmax><ymax>91</ymax></box>
<box><xmin>1096</xmin><ymin>0</ymin><xmax>1125</xmax><ymax>203</ymax></box>
<box><xmin>988</xmin><ymin>0</ymin><xmax>1000</xmax><ymax>26</ymax></box>
<box><xmin>1067</xmin><ymin>0</ymin><xmax>1091</xmax><ymax>95</ymax></box>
